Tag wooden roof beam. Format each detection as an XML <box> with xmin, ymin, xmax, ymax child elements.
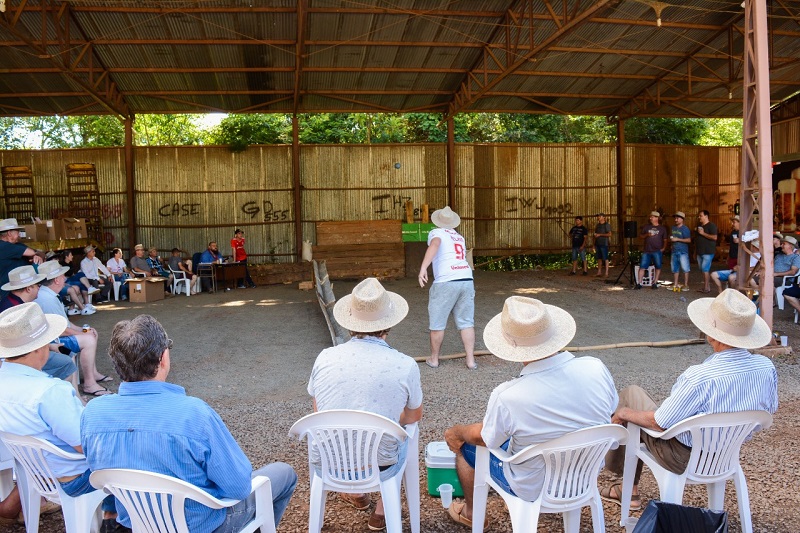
<box><xmin>293</xmin><ymin>0</ymin><xmax>308</xmax><ymax>115</ymax></box>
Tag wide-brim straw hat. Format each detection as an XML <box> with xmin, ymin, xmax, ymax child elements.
<box><xmin>333</xmin><ymin>278</ymin><xmax>409</xmax><ymax>332</ymax></box>
<box><xmin>649</xmin><ymin>211</ymin><xmax>660</xmax><ymax>218</ymax></box>
<box><xmin>431</xmin><ymin>206</ymin><xmax>461</xmax><ymax>229</ymax></box>
<box><xmin>483</xmin><ymin>296</ymin><xmax>576</xmax><ymax>362</ymax></box>
<box><xmin>84</xmin><ymin>244</ymin><xmax>96</xmax><ymax>254</ymax></box>
<box><xmin>0</xmin><ymin>218</ymin><xmax>24</xmax><ymax>232</ymax></box>
<box><xmin>1</xmin><ymin>265</ymin><xmax>46</xmax><ymax>292</ymax></box>
<box><xmin>37</xmin><ymin>260</ymin><xmax>69</xmax><ymax>280</ymax></box>
<box><xmin>687</xmin><ymin>289</ymin><xmax>771</xmax><ymax>349</ymax></box>
<box><xmin>134</xmin><ymin>244</ymin><xmax>145</xmax><ymax>251</ymax></box>
<box><xmin>0</xmin><ymin>302</ymin><xmax>67</xmax><ymax>358</ymax></box>
<box><xmin>672</xmin><ymin>211</ymin><xmax>686</xmax><ymax>219</ymax></box>
<box><xmin>782</xmin><ymin>235</ymin><xmax>798</xmax><ymax>249</ymax></box>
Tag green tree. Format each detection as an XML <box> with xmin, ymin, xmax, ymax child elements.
<box><xmin>209</xmin><ymin>114</ymin><xmax>291</xmax><ymax>151</ymax></box>
<box><xmin>135</xmin><ymin>114</ymin><xmax>204</xmax><ymax>146</ymax></box>
<box><xmin>625</xmin><ymin>117</ymin><xmax>708</xmax><ymax>144</ymax></box>
<box><xmin>699</xmin><ymin>118</ymin><xmax>742</xmax><ymax>146</ymax></box>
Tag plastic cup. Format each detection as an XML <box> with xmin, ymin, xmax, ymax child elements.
<box><xmin>780</xmin><ymin>335</ymin><xmax>788</xmax><ymax>346</ymax></box>
<box><xmin>437</xmin><ymin>483</ymin><xmax>453</xmax><ymax>509</ymax></box>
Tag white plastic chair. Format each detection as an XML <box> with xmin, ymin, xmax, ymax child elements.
<box><xmin>620</xmin><ymin>411</ymin><xmax>773</xmax><ymax>533</ymax></box>
<box><xmin>90</xmin><ymin>469</ymin><xmax>275</xmax><ymax>533</ymax></box>
<box><xmin>0</xmin><ymin>439</ymin><xmax>15</xmax><ymax>501</ymax></box>
<box><xmin>0</xmin><ymin>431</ymin><xmax>106</xmax><ymax>533</ymax></box>
<box><xmin>169</xmin><ymin>267</ymin><xmax>192</xmax><ymax>296</ymax></box>
<box><xmin>288</xmin><ymin>410</ymin><xmax>420</xmax><ymax>533</ymax></box>
<box><xmin>471</xmin><ymin>424</ymin><xmax>628</xmax><ymax>533</ymax></box>
<box><xmin>775</xmin><ymin>274</ymin><xmax>798</xmax><ymax>310</ymax></box>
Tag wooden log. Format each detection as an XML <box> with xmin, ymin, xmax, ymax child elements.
<box><xmin>421</xmin><ymin>204</ymin><xmax>429</xmax><ymax>223</ymax></box>
<box><xmin>405</xmin><ymin>200</ymin><xmax>414</xmax><ymax>223</ymax></box>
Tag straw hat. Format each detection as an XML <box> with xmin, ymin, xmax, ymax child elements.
<box><xmin>1</xmin><ymin>265</ymin><xmax>46</xmax><ymax>292</ymax></box>
<box><xmin>37</xmin><ymin>260</ymin><xmax>69</xmax><ymax>280</ymax></box>
<box><xmin>672</xmin><ymin>211</ymin><xmax>686</xmax><ymax>219</ymax></box>
<box><xmin>687</xmin><ymin>289</ymin><xmax>771</xmax><ymax>349</ymax></box>
<box><xmin>648</xmin><ymin>211</ymin><xmax>660</xmax><ymax>218</ymax></box>
<box><xmin>0</xmin><ymin>302</ymin><xmax>67</xmax><ymax>358</ymax></box>
<box><xmin>483</xmin><ymin>296</ymin><xmax>576</xmax><ymax>362</ymax></box>
<box><xmin>84</xmin><ymin>244</ymin><xmax>96</xmax><ymax>254</ymax></box>
<box><xmin>781</xmin><ymin>235</ymin><xmax>798</xmax><ymax>249</ymax></box>
<box><xmin>431</xmin><ymin>206</ymin><xmax>461</xmax><ymax>229</ymax></box>
<box><xmin>0</xmin><ymin>218</ymin><xmax>24</xmax><ymax>232</ymax></box>
<box><xmin>333</xmin><ymin>278</ymin><xmax>409</xmax><ymax>332</ymax></box>
<box><xmin>134</xmin><ymin>244</ymin><xmax>145</xmax><ymax>251</ymax></box>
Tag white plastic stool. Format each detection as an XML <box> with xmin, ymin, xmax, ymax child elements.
<box><xmin>634</xmin><ymin>265</ymin><xmax>656</xmax><ymax>287</ymax></box>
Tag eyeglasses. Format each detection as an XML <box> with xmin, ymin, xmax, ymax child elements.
<box><xmin>166</xmin><ymin>338</ymin><xmax>173</xmax><ymax>350</ymax></box>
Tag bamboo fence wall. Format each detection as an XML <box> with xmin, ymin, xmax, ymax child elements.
<box><xmin>0</xmin><ymin>143</ymin><xmax>741</xmax><ymax>260</ymax></box>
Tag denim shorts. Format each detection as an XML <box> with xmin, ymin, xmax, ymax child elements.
<box><xmin>42</xmin><ymin>351</ymin><xmax>77</xmax><ymax>379</ymax></box>
<box><xmin>670</xmin><ymin>252</ymin><xmax>690</xmax><ymax>273</ymax></box>
<box><xmin>61</xmin><ymin>470</ymin><xmax>116</xmax><ymax>513</ymax></box>
<box><xmin>571</xmin><ymin>247</ymin><xmax>586</xmax><ymax>262</ymax></box>
<box><xmin>715</xmin><ymin>270</ymin><xmax>732</xmax><ymax>282</ymax></box>
<box><xmin>58</xmin><ymin>335</ymin><xmax>81</xmax><ymax>354</ymax></box>
<box><xmin>595</xmin><ymin>245</ymin><xmax>609</xmax><ymax>261</ymax></box>
<box><xmin>428</xmin><ymin>280</ymin><xmax>474</xmax><ymax>331</ymax></box>
<box><xmin>461</xmin><ymin>441</ymin><xmax>515</xmax><ymax>496</ymax></box>
<box><xmin>640</xmin><ymin>251</ymin><xmax>662</xmax><ymax>270</ymax></box>
<box><xmin>697</xmin><ymin>254</ymin><xmax>714</xmax><ymax>272</ymax></box>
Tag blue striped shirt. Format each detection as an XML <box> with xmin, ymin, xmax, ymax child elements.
<box><xmin>654</xmin><ymin>348</ymin><xmax>778</xmax><ymax>447</ymax></box>
<box><xmin>80</xmin><ymin>381</ymin><xmax>253</xmax><ymax>532</ymax></box>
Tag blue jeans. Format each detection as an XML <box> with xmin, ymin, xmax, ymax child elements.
<box><xmin>461</xmin><ymin>442</ymin><xmax>516</xmax><ymax>496</ymax></box>
<box><xmin>571</xmin><ymin>247</ymin><xmax>586</xmax><ymax>262</ymax></box>
<box><xmin>212</xmin><ymin>462</ymin><xmax>297</xmax><ymax>533</ymax></box>
<box><xmin>60</xmin><ymin>469</ymin><xmax>116</xmax><ymax>513</ymax></box>
<box><xmin>697</xmin><ymin>254</ymin><xmax>714</xmax><ymax>272</ymax></box>
<box><xmin>671</xmin><ymin>252</ymin><xmax>690</xmax><ymax>273</ymax></box>
<box><xmin>640</xmin><ymin>251</ymin><xmax>662</xmax><ymax>270</ymax></box>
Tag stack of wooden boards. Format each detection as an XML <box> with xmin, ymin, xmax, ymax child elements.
<box><xmin>313</xmin><ymin>220</ymin><xmax>404</xmax><ymax>280</ymax></box>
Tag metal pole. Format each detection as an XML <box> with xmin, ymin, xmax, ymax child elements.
<box><xmin>124</xmin><ymin>115</ymin><xmax>136</xmax><ymax>253</ymax></box>
<box><xmin>292</xmin><ymin>114</ymin><xmax>302</xmax><ymax>262</ymax></box>
<box><xmin>617</xmin><ymin>119</ymin><xmax>627</xmax><ymax>259</ymax></box>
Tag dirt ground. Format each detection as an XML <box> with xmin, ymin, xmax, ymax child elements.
<box><xmin>14</xmin><ymin>264</ymin><xmax>800</xmax><ymax>532</ymax></box>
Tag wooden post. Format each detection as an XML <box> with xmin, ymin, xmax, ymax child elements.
<box><xmin>405</xmin><ymin>200</ymin><xmax>414</xmax><ymax>223</ymax></box>
<box><xmin>447</xmin><ymin>115</ymin><xmax>456</xmax><ymax>209</ymax></box>
<box><xmin>292</xmin><ymin>114</ymin><xmax>302</xmax><ymax>262</ymax></box>
<box><xmin>421</xmin><ymin>204</ymin><xmax>429</xmax><ymax>224</ymax></box>
<box><xmin>124</xmin><ymin>115</ymin><xmax>136</xmax><ymax>253</ymax></box>
<box><xmin>617</xmin><ymin>119</ymin><xmax>627</xmax><ymax>259</ymax></box>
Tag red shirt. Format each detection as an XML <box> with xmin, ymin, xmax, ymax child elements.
<box><xmin>231</xmin><ymin>237</ymin><xmax>247</xmax><ymax>262</ymax></box>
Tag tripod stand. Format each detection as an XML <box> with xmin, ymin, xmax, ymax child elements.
<box><xmin>610</xmin><ymin>237</ymin><xmax>637</xmax><ymax>286</ymax></box>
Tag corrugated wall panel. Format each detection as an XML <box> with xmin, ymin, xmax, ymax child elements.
<box><xmin>773</xmin><ymin>118</ymin><xmax>800</xmax><ymax>158</ymax></box>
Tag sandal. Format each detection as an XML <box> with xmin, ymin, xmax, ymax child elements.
<box><xmin>448</xmin><ymin>502</ymin><xmax>487</xmax><ymax>531</ymax></box>
<box><xmin>80</xmin><ymin>386</ymin><xmax>111</xmax><ymax>397</ymax></box>
<box><xmin>600</xmin><ymin>482</ymin><xmax>641</xmax><ymax>511</ymax></box>
<box><xmin>424</xmin><ymin>359</ymin><xmax>439</xmax><ymax>369</ymax></box>
<box><xmin>339</xmin><ymin>493</ymin><xmax>371</xmax><ymax>511</ymax></box>
<box><xmin>97</xmin><ymin>375</ymin><xmax>114</xmax><ymax>383</ymax></box>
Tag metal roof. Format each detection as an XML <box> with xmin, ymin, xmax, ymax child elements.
<box><xmin>1</xmin><ymin>0</ymin><xmax>799</xmax><ymax>119</ymax></box>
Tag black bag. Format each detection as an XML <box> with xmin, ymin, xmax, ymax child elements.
<box><xmin>632</xmin><ymin>500</ymin><xmax>728</xmax><ymax>533</ymax></box>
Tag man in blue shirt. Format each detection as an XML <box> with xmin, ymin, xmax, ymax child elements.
<box><xmin>0</xmin><ymin>218</ymin><xmax>43</xmax><ymax>298</ymax></box>
<box><xmin>669</xmin><ymin>211</ymin><xmax>692</xmax><ymax>291</ymax></box>
<box><xmin>81</xmin><ymin>315</ymin><xmax>297</xmax><ymax>533</ymax></box>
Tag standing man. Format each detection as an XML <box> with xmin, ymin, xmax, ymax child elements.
<box><xmin>568</xmin><ymin>216</ymin><xmax>589</xmax><ymax>276</ymax></box>
<box><xmin>443</xmin><ymin>296</ymin><xmax>618</xmax><ymax>529</ymax></box>
<box><xmin>129</xmin><ymin>244</ymin><xmax>151</xmax><ymax>277</ymax></box>
<box><xmin>0</xmin><ymin>218</ymin><xmax>43</xmax><ymax>298</ymax></box>
<box><xmin>636</xmin><ymin>211</ymin><xmax>667</xmax><ymax>290</ymax></box>
<box><xmin>308</xmin><ymin>278</ymin><xmax>423</xmax><ymax>531</ymax></box>
<box><xmin>230</xmin><ymin>229</ymin><xmax>257</xmax><ymax>289</ymax></box>
<box><xmin>81</xmin><ymin>315</ymin><xmax>297</xmax><ymax>532</ymax></box>
<box><xmin>728</xmin><ymin>215</ymin><xmax>741</xmax><ymax>269</ymax></box>
<box><xmin>695</xmin><ymin>210</ymin><xmax>718</xmax><ymax>293</ymax></box>
<box><xmin>669</xmin><ymin>211</ymin><xmax>692</xmax><ymax>291</ymax></box>
<box><xmin>601</xmin><ymin>289</ymin><xmax>777</xmax><ymax>512</ymax></box>
<box><xmin>593</xmin><ymin>214</ymin><xmax>612</xmax><ymax>277</ymax></box>
<box><xmin>418</xmin><ymin>206</ymin><xmax>476</xmax><ymax>370</ymax></box>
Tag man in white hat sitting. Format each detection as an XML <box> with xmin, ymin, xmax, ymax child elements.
<box><xmin>418</xmin><ymin>206</ymin><xmax>477</xmax><ymax>369</ymax></box>
<box><xmin>80</xmin><ymin>245</ymin><xmax>113</xmax><ymax>302</ymax></box>
<box><xmin>443</xmin><ymin>296</ymin><xmax>618</xmax><ymax>530</ymax></box>
<box><xmin>0</xmin><ymin>303</ymin><xmax>119</xmax><ymax>529</ymax></box>
<box><xmin>308</xmin><ymin>278</ymin><xmax>423</xmax><ymax>531</ymax></box>
<box><xmin>601</xmin><ymin>289</ymin><xmax>778</xmax><ymax>511</ymax></box>
<box><xmin>0</xmin><ymin>218</ymin><xmax>43</xmax><ymax>298</ymax></box>
<box><xmin>0</xmin><ymin>265</ymin><xmax>79</xmax><ymax>385</ymax></box>
<box><xmin>34</xmin><ymin>260</ymin><xmax>112</xmax><ymax>397</ymax></box>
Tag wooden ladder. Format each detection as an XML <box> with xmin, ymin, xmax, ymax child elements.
<box><xmin>1</xmin><ymin>165</ymin><xmax>37</xmax><ymax>222</ymax></box>
<box><xmin>65</xmin><ymin>163</ymin><xmax>104</xmax><ymax>244</ymax></box>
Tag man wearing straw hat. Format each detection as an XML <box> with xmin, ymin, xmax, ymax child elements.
<box><xmin>443</xmin><ymin>296</ymin><xmax>618</xmax><ymax>530</ymax></box>
<box><xmin>418</xmin><ymin>206</ymin><xmax>477</xmax><ymax>369</ymax></box>
<box><xmin>34</xmin><ymin>260</ymin><xmax>112</xmax><ymax>397</ymax></box>
<box><xmin>635</xmin><ymin>211</ymin><xmax>667</xmax><ymax>290</ymax></box>
<box><xmin>0</xmin><ymin>265</ymin><xmax>79</xmax><ymax>384</ymax></box>
<box><xmin>0</xmin><ymin>218</ymin><xmax>43</xmax><ymax>298</ymax></box>
<box><xmin>309</xmin><ymin>278</ymin><xmax>423</xmax><ymax>531</ymax></box>
<box><xmin>0</xmin><ymin>303</ymin><xmax>119</xmax><ymax>529</ymax></box>
<box><xmin>601</xmin><ymin>289</ymin><xmax>778</xmax><ymax>511</ymax></box>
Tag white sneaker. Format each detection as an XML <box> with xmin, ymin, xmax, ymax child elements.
<box><xmin>67</xmin><ymin>308</ymin><xmax>80</xmax><ymax>315</ymax></box>
<box><xmin>81</xmin><ymin>307</ymin><xmax>96</xmax><ymax>315</ymax></box>
<box><xmin>87</xmin><ymin>287</ymin><xmax>100</xmax><ymax>294</ymax></box>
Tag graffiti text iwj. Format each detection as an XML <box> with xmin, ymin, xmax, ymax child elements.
<box><xmin>506</xmin><ymin>196</ymin><xmax>573</xmax><ymax>216</ymax></box>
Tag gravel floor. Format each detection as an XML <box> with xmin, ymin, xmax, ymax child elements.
<box><xmin>8</xmin><ymin>266</ymin><xmax>799</xmax><ymax>532</ymax></box>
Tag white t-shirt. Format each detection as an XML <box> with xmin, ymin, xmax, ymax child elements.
<box><xmin>428</xmin><ymin>227</ymin><xmax>472</xmax><ymax>283</ymax></box>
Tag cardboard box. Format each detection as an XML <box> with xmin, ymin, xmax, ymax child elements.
<box><xmin>126</xmin><ymin>277</ymin><xmax>167</xmax><ymax>303</ymax></box>
<box><xmin>425</xmin><ymin>442</ymin><xmax>463</xmax><ymax>497</ymax></box>
<box><xmin>63</xmin><ymin>218</ymin><xmax>87</xmax><ymax>239</ymax></box>
<box><xmin>21</xmin><ymin>223</ymin><xmax>48</xmax><ymax>241</ymax></box>
<box><xmin>43</xmin><ymin>219</ymin><xmax>68</xmax><ymax>240</ymax></box>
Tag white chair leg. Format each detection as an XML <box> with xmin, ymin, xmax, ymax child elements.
<box><xmin>619</xmin><ymin>424</ymin><xmax>641</xmax><ymax>525</ymax></box>
<box><xmin>113</xmin><ymin>281</ymin><xmax>121</xmax><ymax>301</ymax></box>
<box><xmin>307</xmin><ymin>477</ymin><xmax>326</xmax><ymax>533</ymax></box>
<box><xmin>471</xmin><ymin>447</ymin><xmax>490</xmax><ymax>533</ymax></box>
<box><xmin>706</xmin><ymin>480</ymin><xmax>726</xmax><ymax>511</ymax></box>
<box><xmin>379</xmin><ymin>479</ymin><xmax>403</xmax><ymax>533</ymax></box>
<box><xmin>562</xmin><ymin>508</ymin><xmax>581</xmax><ymax>533</ymax></box>
<box><xmin>588</xmin><ymin>496</ymin><xmax>607</xmax><ymax>533</ymax></box>
<box><xmin>403</xmin><ymin>447</ymin><xmax>420</xmax><ymax>533</ymax></box>
<box><xmin>507</xmin><ymin>497</ymin><xmax>542</xmax><ymax>533</ymax></box>
<box><xmin>18</xmin><ymin>470</ymin><xmax>41</xmax><ymax>533</ymax></box>
<box><xmin>733</xmin><ymin>469</ymin><xmax>754</xmax><ymax>533</ymax></box>
<box><xmin>659</xmin><ymin>473</ymin><xmax>687</xmax><ymax>505</ymax></box>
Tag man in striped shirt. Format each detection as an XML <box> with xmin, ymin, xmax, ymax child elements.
<box><xmin>601</xmin><ymin>289</ymin><xmax>778</xmax><ymax>511</ymax></box>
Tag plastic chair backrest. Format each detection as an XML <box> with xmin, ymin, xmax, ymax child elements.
<box><xmin>289</xmin><ymin>410</ymin><xmax>409</xmax><ymax>492</ymax></box>
<box><xmin>0</xmin><ymin>431</ymin><xmax>85</xmax><ymax>500</ymax></box>
<box><xmin>504</xmin><ymin>424</ymin><xmax>628</xmax><ymax>507</ymax></box>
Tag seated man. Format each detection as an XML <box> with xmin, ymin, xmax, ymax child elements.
<box><xmin>773</xmin><ymin>235</ymin><xmax>800</xmax><ymax>287</ymax></box>
<box><xmin>80</xmin><ymin>245</ymin><xmax>113</xmax><ymax>303</ymax></box>
<box><xmin>0</xmin><ymin>265</ymin><xmax>78</xmax><ymax>387</ymax></box>
<box><xmin>81</xmin><ymin>315</ymin><xmax>297</xmax><ymax>532</ymax></box>
<box><xmin>199</xmin><ymin>242</ymin><xmax>222</xmax><ymax>292</ymax></box>
<box><xmin>34</xmin><ymin>260</ymin><xmax>112</xmax><ymax>397</ymax></box>
<box><xmin>0</xmin><ymin>303</ymin><xmax>118</xmax><ymax>530</ymax></box>
<box><xmin>602</xmin><ymin>289</ymin><xmax>777</xmax><ymax>511</ymax></box>
<box><xmin>711</xmin><ymin>239</ymin><xmax>761</xmax><ymax>294</ymax></box>
<box><xmin>443</xmin><ymin>296</ymin><xmax>618</xmax><ymax>529</ymax></box>
<box><xmin>168</xmin><ymin>248</ymin><xmax>200</xmax><ymax>295</ymax></box>
<box><xmin>0</xmin><ymin>218</ymin><xmax>43</xmax><ymax>299</ymax></box>
<box><xmin>308</xmin><ymin>278</ymin><xmax>423</xmax><ymax>531</ymax></box>
<box><xmin>129</xmin><ymin>244</ymin><xmax>151</xmax><ymax>277</ymax></box>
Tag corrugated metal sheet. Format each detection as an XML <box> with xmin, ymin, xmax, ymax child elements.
<box><xmin>773</xmin><ymin>118</ymin><xmax>800</xmax><ymax>159</ymax></box>
<box><xmin>1</xmin><ymin>142</ymin><xmax>743</xmax><ymax>259</ymax></box>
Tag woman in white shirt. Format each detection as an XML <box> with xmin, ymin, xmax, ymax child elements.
<box><xmin>106</xmin><ymin>247</ymin><xmax>131</xmax><ymax>299</ymax></box>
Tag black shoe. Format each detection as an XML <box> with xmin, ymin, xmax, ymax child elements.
<box><xmin>582</xmin><ymin>271</ymin><xmax>588</xmax><ymax>276</ymax></box>
<box><xmin>634</xmin><ymin>284</ymin><xmax>642</xmax><ymax>290</ymax></box>
<box><xmin>651</xmin><ymin>284</ymin><xmax>658</xmax><ymax>290</ymax></box>
<box><xmin>101</xmin><ymin>519</ymin><xmax>131</xmax><ymax>533</ymax></box>
<box><xmin>569</xmin><ymin>271</ymin><xmax>576</xmax><ymax>276</ymax></box>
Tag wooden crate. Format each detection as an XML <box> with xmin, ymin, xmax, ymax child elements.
<box><xmin>314</xmin><ymin>220</ymin><xmax>404</xmax><ymax>279</ymax></box>
<box><xmin>316</xmin><ymin>220</ymin><xmax>401</xmax><ymax>245</ymax></box>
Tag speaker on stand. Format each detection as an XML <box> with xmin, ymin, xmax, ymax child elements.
<box><xmin>611</xmin><ymin>221</ymin><xmax>638</xmax><ymax>286</ymax></box>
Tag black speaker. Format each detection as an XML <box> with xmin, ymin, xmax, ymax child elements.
<box><xmin>623</xmin><ymin>221</ymin><xmax>638</xmax><ymax>238</ymax></box>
